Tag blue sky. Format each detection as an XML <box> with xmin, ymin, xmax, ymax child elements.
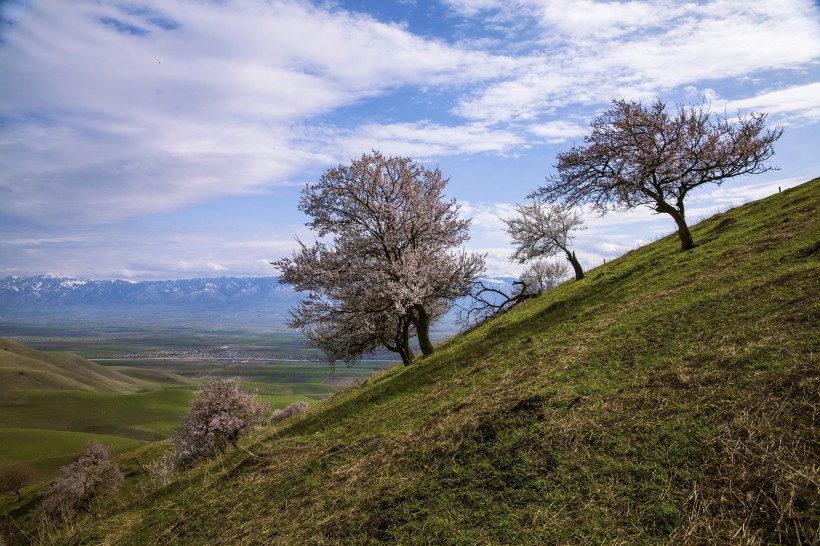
<box><xmin>1</xmin><ymin>0</ymin><xmax>818</xmax><ymax>280</ymax></box>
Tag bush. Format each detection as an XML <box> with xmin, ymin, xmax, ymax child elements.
<box><xmin>0</xmin><ymin>463</ymin><xmax>37</xmax><ymax>502</ymax></box>
<box><xmin>143</xmin><ymin>452</ymin><xmax>175</xmax><ymax>486</ymax></box>
<box><xmin>172</xmin><ymin>377</ymin><xmax>267</xmax><ymax>465</ymax></box>
<box><xmin>269</xmin><ymin>401</ymin><xmax>309</xmax><ymax>424</ymax></box>
<box><xmin>40</xmin><ymin>441</ymin><xmax>123</xmax><ymax>518</ymax></box>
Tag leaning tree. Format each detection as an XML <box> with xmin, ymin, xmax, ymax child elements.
<box><xmin>457</xmin><ymin>259</ymin><xmax>568</xmax><ymax>326</ymax></box>
<box><xmin>273</xmin><ymin>151</ymin><xmax>485</xmax><ymax>366</ymax></box>
<box><xmin>532</xmin><ymin>99</ymin><xmax>782</xmax><ymax>251</ymax></box>
<box><xmin>503</xmin><ymin>200</ymin><xmax>586</xmax><ymax>280</ymax></box>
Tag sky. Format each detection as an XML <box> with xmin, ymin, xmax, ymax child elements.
<box><xmin>1</xmin><ymin>0</ymin><xmax>819</xmax><ymax>281</ymax></box>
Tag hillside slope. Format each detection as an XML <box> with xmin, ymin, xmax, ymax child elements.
<box><xmin>0</xmin><ymin>338</ymin><xmax>145</xmax><ymax>395</ymax></box>
<box><xmin>9</xmin><ymin>178</ymin><xmax>820</xmax><ymax>545</ymax></box>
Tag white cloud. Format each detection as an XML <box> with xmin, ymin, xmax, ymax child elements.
<box><xmin>0</xmin><ymin>0</ymin><xmax>516</xmax><ymax>224</ymax></box>
<box><xmin>322</xmin><ymin>121</ymin><xmax>526</xmax><ymax>161</ymax></box>
<box><xmin>452</xmin><ymin>1</ymin><xmax>820</xmax><ymax>123</ymax></box>
<box><xmin>716</xmin><ymin>83</ymin><xmax>820</xmax><ymax>124</ymax></box>
<box><xmin>528</xmin><ymin>120</ymin><xmax>587</xmax><ymax>142</ymax></box>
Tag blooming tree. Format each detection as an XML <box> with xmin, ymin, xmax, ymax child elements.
<box><xmin>273</xmin><ymin>151</ymin><xmax>485</xmax><ymax>366</ymax></box>
<box><xmin>504</xmin><ymin>200</ymin><xmax>586</xmax><ymax>280</ymax></box>
<box><xmin>172</xmin><ymin>377</ymin><xmax>267</xmax><ymax>465</ymax></box>
<box><xmin>40</xmin><ymin>441</ymin><xmax>123</xmax><ymax>518</ymax></box>
<box><xmin>515</xmin><ymin>258</ymin><xmax>570</xmax><ymax>296</ymax></box>
<box><xmin>533</xmin><ymin>99</ymin><xmax>782</xmax><ymax>251</ymax></box>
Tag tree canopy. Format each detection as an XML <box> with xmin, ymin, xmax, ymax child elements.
<box><xmin>40</xmin><ymin>442</ymin><xmax>123</xmax><ymax>518</ymax></box>
<box><xmin>274</xmin><ymin>151</ymin><xmax>484</xmax><ymax>366</ymax></box>
<box><xmin>172</xmin><ymin>378</ymin><xmax>267</xmax><ymax>465</ymax></box>
<box><xmin>533</xmin><ymin>99</ymin><xmax>782</xmax><ymax>250</ymax></box>
<box><xmin>504</xmin><ymin>200</ymin><xmax>586</xmax><ymax>280</ymax></box>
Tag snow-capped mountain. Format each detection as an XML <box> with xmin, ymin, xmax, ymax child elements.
<box><xmin>0</xmin><ymin>275</ymin><xmax>516</xmax><ymax>331</ymax></box>
<box><xmin>0</xmin><ymin>275</ymin><xmax>299</xmax><ymax>327</ymax></box>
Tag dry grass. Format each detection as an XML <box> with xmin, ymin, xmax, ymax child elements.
<box><xmin>673</xmin><ymin>363</ymin><xmax>820</xmax><ymax>545</ymax></box>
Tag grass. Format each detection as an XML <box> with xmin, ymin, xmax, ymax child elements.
<box><xmin>0</xmin><ymin>428</ymin><xmax>146</xmax><ymax>478</ymax></box>
<box><xmin>0</xmin><ymin>338</ymin><xmax>148</xmax><ymax>395</ymax></box>
<box><xmin>0</xmin><ymin>389</ymin><xmax>195</xmax><ymax>442</ymax></box>
<box><xmin>2</xmin><ymin>178</ymin><xmax>818</xmax><ymax>545</ymax></box>
<box><xmin>0</xmin><ymin>339</ymin><xmax>379</xmax><ymax>480</ymax></box>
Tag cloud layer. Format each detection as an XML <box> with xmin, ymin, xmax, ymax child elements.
<box><xmin>1</xmin><ymin>0</ymin><xmax>819</xmax><ymax>279</ymax></box>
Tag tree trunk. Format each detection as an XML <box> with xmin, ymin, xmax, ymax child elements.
<box><xmin>671</xmin><ymin>211</ymin><xmax>694</xmax><ymax>251</ymax></box>
<box><xmin>397</xmin><ymin>345</ymin><xmax>413</xmax><ymax>367</ymax></box>
<box><xmin>396</xmin><ymin>317</ymin><xmax>414</xmax><ymax>366</ymax></box>
<box><xmin>413</xmin><ymin>304</ymin><xmax>435</xmax><ymax>356</ymax></box>
<box><xmin>565</xmin><ymin>249</ymin><xmax>585</xmax><ymax>280</ymax></box>
<box><xmin>656</xmin><ymin>200</ymin><xmax>694</xmax><ymax>251</ymax></box>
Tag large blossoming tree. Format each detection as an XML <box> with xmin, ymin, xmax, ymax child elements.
<box><xmin>273</xmin><ymin>151</ymin><xmax>485</xmax><ymax>366</ymax></box>
<box><xmin>533</xmin><ymin>99</ymin><xmax>782</xmax><ymax>251</ymax></box>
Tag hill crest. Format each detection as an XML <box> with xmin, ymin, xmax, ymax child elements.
<box><xmin>0</xmin><ymin>338</ymin><xmax>145</xmax><ymax>395</ymax></box>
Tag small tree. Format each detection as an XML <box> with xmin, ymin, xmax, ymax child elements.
<box><xmin>515</xmin><ymin>259</ymin><xmax>569</xmax><ymax>296</ymax></box>
<box><xmin>458</xmin><ymin>261</ymin><xmax>567</xmax><ymax>325</ymax></box>
<box><xmin>274</xmin><ymin>151</ymin><xmax>484</xmax><ymax>366</ymax></box>
<box><xmin>534</xmin><ymin>99</ymin><xmax>782</xmax><ymax>251</ymax></box>
<box><xmin>40</xmin><ymin>442</ymin><xmax>123</xmax><ymax>518</ymax></box>
<box><xmin>172</xmin><ymin>377</ymin><xmax>267</xmax><ymax>465</ymax></box>
<box><xmin>143</xmin><ymin>452</ymin><xmax>175</xmax><ymax>487</ymax></box>
<box><xmin>0</xmin><ymin>463</ymin><xmax>37</xmax><ymax>502</ymax></box>
<box><xmin>503</xmin><ymin>200</ymin><xmax>586</xmax><ymax>280</ymax></box>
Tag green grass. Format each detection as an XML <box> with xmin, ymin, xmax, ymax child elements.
<box><xmin>2</xmin><ymin>178</ymin><xmax>818</xmax><ymax>545</ymax></box>
<box><xmin>0</xmin><ymin>338</ymin><xmax>148</xmax><ymax>395</ymax></box>
<box><xmin>0</xmin><ymin>389</ymin><xmax>195</xmax><ymax>443</ymax></box>
<box><xmin>0</xmin><ymin>428</ymin><xmax>146</xmax><ymax>478</ymax></box>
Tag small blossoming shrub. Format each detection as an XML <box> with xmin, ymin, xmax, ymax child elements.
<box><xmin>143</xmin><ymin>452</ymin><xmax>175</xmax><ymax>486</ymax></box>
<box><xmin>40</xmin><ymin>441</ymin><xmax>123</xmax><ymax>518</ymax></box>
<box><xmin>172</xmin><ymin>377</ymin><xmax>267</xmax><ymax>465</ymax></box>
<box><xmin>269</xmin><ymin>400</ymin><xmax>309</xmax><ymax>424</ymax></box>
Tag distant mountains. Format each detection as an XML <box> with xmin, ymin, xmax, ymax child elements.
<box><xmin>0</xmin><ymin>275</ymin><xmax>506</xmax><ymax>331</ymax></box>
<box><xmin>0</xmin><ymin>275</ymin><xmax>300</xmax><ymax>327</ymax></box>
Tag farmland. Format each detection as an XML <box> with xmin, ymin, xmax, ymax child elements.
<box><xmin>0</xmin><ymin>323</ymin><xmax>395</xmax><ymax>480</ymax></box>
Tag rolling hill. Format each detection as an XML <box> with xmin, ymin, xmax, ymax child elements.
<box><xmin>0</xmin><ymin>338</ymin><xmax>146</xmax><ymax>395</ymax></box>
<box><xmin>3</xmin><ymin>178</ymin><xmax>819</xmax><ymax>545</ymax></box>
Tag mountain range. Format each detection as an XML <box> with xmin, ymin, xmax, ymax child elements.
<box><xmin>0</xmin><ymin>275</ymin><xmax>300</xmax><ymax>327</ymax></box>
<box><xmin>0</xmin><ymin>275</ymin><xmax>508</xmax><ymax>331</ymax></box>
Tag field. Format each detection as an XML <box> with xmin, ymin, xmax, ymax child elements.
<box><xmin>0</xmin><ymin>325</ymin><xmax>396</xmax><ymax>482</ymax></box>
<box><xmin>0</xmin><ymin>429</ymin><xmax>146</xmax><ymax>479</ymax></box>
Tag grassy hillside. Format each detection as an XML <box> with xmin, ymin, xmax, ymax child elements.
<box><xmin>5</xmin><ymin>178</ymin><xmax>819</xmax><ymax>545</ymax></box>
<box><xmin>0</xmin><ymin>338</ymin><xmax>147</xmax><ymax>395</ymax></box>
<box><xmin>0</xmin><ymin>339</ymin><xmax>196</xmax><ymax>479</ymax></box>
<box><xmin>0</xmin><ymin>428</ymin><xmax>147</xmax><ymax>479</ymax></box>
